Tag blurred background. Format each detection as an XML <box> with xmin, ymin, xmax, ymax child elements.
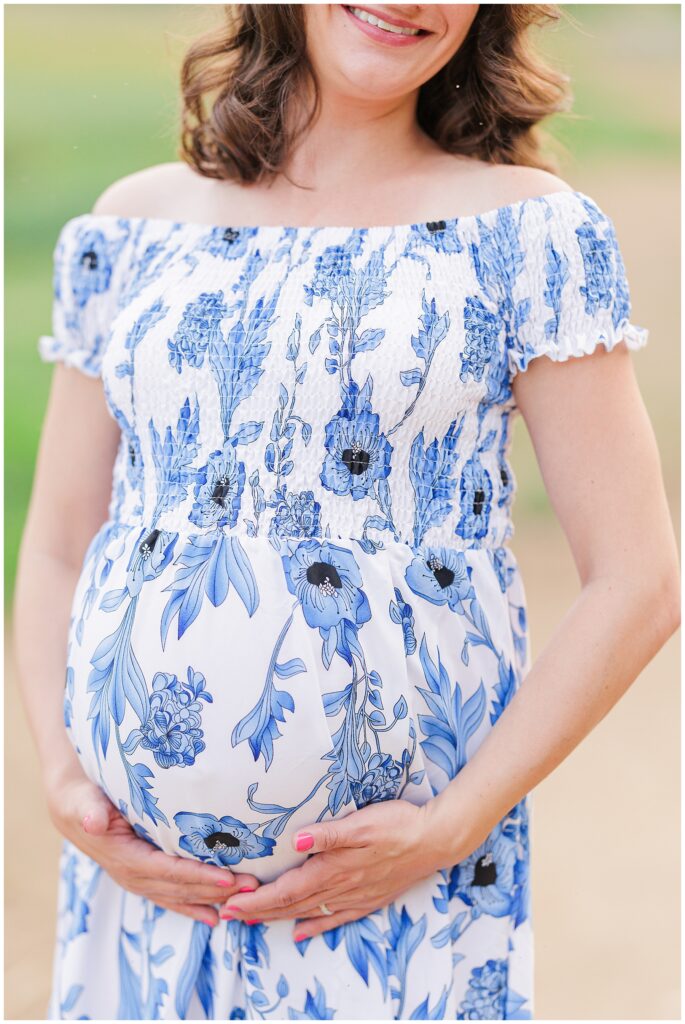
<box><xmin>5</xmin><ymin>4</ymin><xmax>680</xmax><ymax>1019</ymax></box>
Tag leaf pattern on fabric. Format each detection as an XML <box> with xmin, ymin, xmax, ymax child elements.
<box><xmin>41</xmin><ymin>189</ymin><xmax>648</xmax><ymax>1019</ymax></box>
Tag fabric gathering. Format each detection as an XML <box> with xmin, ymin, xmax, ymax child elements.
<box><xmin>38</xmin><ymin>188</ymin><xmax>649</xmax><ymax>1020</ymax></box>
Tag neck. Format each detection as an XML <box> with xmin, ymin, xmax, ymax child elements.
<box><xmin>280</xmin><ymin>81</ymin><xmax>434</xmax><ymax>194</ymax></box>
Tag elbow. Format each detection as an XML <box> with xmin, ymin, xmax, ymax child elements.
<box><xmin>655</xmin><ymin>565</ymin><xmax>681</xmax><ymax>641</ymax></box>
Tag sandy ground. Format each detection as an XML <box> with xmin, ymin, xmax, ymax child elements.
<box><xmin>5</xmin><ymin>164</ymin><xmax>680</xmax><ymax>1019</ymax></box>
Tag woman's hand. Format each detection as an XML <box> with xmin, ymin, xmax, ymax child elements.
<box><xmin>47</xmin><ymin>765</ymin><xmax>260</xmax><ymax>926</ymax></box>
<box><xmin>218</xmin><ymin>800</ymin><xmax>461</xmax><ymax>940</ymax></box>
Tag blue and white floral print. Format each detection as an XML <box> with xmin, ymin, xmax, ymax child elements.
<box><xmin>38</xmin><ymin>188</ymin><xmax>648</xmax><ymax>1019</ymax></box>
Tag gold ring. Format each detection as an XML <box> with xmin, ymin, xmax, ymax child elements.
<box><xmin>318</xmin><ymin>902</ymin><xmax>334</xmax><ymax>916</ymax></box>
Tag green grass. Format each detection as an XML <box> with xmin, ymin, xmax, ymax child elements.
<box><xmin>5</xmin><ymin>4</ymin><xmax>680</xmax><ymax>600</ymax></box>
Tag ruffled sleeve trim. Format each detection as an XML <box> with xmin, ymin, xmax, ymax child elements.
<box><xmin>504</xmin><ymin>190</ymin><xmax>650</xmax><ymax>380</ymax></box>
<box><xmin>37</xmin><ymin>329</ymin><xmax>106</xmax><ymax>378</ymax></box>
<box><xmin>37</xmin><ymin>213</ymin><xmax>133</xmax><ymax>378</ymax></box>
<box><xmin>507</xmin><ymin>316</ymin><xmax>650</xmax><ymax>378</ymax></box>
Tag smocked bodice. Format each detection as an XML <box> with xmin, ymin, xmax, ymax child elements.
<box><xmin>39</xmin><ymin>189</ymin><xmax>648</xmax><ymax>555</ymax></box>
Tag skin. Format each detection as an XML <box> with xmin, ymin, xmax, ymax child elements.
<box><xmin>14</xmin><ymin>3</ymin><xmax>680</xmax><ymax>941</ymax></box>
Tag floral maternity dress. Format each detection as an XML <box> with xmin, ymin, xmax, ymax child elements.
<box><xmin>38</xmin><ymin>188</ymin><xmax>648</xmax><ymax>1020</ymax></box>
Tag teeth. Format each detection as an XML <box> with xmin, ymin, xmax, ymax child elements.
<box><xmin>348</xmin><ymin>6</ymin><xmax>422</xmax><ymax>35</ymax></box>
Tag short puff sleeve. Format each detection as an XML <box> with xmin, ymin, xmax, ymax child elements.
<box><xmin>506</xmin><ymin>191</ymin><xmax>649</xmax><ymax>378</ymax></box>
<box><xmin>37</xmin><ymin>214</ymin><xmax>133</xmax><ymax>378</ymax></box>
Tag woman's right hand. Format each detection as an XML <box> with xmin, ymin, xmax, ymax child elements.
<box><xmin>46</xmin><ymin>766</ymin><xmax>260</xmax><ymax>926</ymax></box>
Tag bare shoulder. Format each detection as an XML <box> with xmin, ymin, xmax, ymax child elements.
<box><xmin>479</xmin><ymin>163</ymin><xmax>574</xmax><ymax>205</ymax></box>
<box><xmin>438</xmin><ymin>155</ymin><xmax>574</xmax><ymax>215</ymax></box>
<box><xmin>90</xmin><ymin>162</ymin><xmax>213</xmax><ymax>219</ymax></box>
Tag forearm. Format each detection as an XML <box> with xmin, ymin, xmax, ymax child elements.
<box><xmin>12</xmin><ymin>530</ymin><xmax>85</xmax><ymax>790</ymax></box>
<box><xmin>425</xmin><ymin>570</ymin><xmax>679</xmax><ymax>867</ymax></box>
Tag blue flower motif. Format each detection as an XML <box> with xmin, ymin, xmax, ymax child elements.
<box><xmin>457</xmin><ymin>959</ymin><xmax>509</xmax><ymax>1019</ymax></box>
<box><xmin>488</xmin><ymin>546</ymin><xmax>514</xmax><ymax>594</ymax></box>
<box><xmin>457</xmin><ymin>957</ymin><xmax>529</xmax><ymax>1020</ymax></box>
<box><xmin>124</xmin><ymin>431</ymin><xmax>144</xmax><ymax>492</ymax></box>
<box><xmin>124</xmin><ymin>667</ymin><xmax>213</xmax><ymax>769</ymax></box>
<box><xmin>414</xmin><ymin>219</ymin><xmax>463</xmax><ymax>255</ymax></box>
<box><xmin>282</xmin><ymin>539</ymin><xmax>370</xmax><ymax>634</ymax></box>
<box><xmin>126</xmin><ymin>527</ymin><xmax>178</xmax><ymax>596</ymax></box>
<box><xmin>306</xmin><ymin>244</ymin><xmax>354</xmax><ymax>303</ymax></box>
<box><xmin>167</xmin><ymin>291</ymin><xmax>227</xmax><ymax>372</ymax></box>
<box><xmin>351</xmin><ymin>752</ymin><xmax>404</xmax><ymax>807</ymax></box>
<box><xmin>456</xmin><ymin>455</ymin><xmax>493</xmax><ymax>541</ymax></box>
<box><xmin>70</xmin><ymin>227</ymin><xmax>113</xmax><ymax>307</ymax></box>
<box><xmin>189</xmin><ymin>442</ymin><xmax>246</xmax><ymax>529</ymax></box>
<box><xmin>64</xmin><ymin>666</ymin><xmax>75</xmax><ymax>729</ymax></box>
<box><xmin>576</xmin><ymin>220</ymin><xmax>613</xmax><ymax>316</ymax></box>
<box><xmin>405</xmin><ymin>546</ymin><xmax>473</xmax><ymax>611</ymax></box>
<box><xmin>174</xmin><ymin>812</ymin><xmax>275</xmax><ymax>866</ymax></box>
<box><xmin>509</xmin><ymin>799</ymin><xmax>531</xmax><ymax>928</ymax></box>
<box><xmin>60</xmin><ymin>851</ymin><xmax>95</xmax><ymax>942</ymax></box>
<box><xmin>288</xmin><ymin>979</ymin><xmax>336</xmax><ymax>1019</ymax></box>
<box><xmin>197</xmin><ymin>226</ymin><xmax>258</xmax><ymax>260</ymax></box>
<box><xmin>451</xmin><ymin>826</ymin><xmax>519</xmax><ymax>918</ymax></box>
<box><xmin>497</xmin><ymin>450</ymin><xmax>511</xmax><ymax>509</ymax></box>
<box><xmin>389</xmin><ymin>587</ymin><xmax>417</xmax><ymax>655</ymax></box>
<box><xmin>321</xmin><ymin>405</ymin><xmax>392</xmax><ymax>500</ymax></box>
<box><xmin>270</xmin><ymin>489</ymin><xmax>322</xmax><ymax>539</ymax></box>
<box><xmin>460</xmin><ymin>296</ymin><xmax>502</xmax><ymax>384</ymax></box>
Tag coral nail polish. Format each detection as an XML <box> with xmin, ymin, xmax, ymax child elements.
<box><xmin>295</xmin><ymin>833</ymin><xmax>314</xmax><ymax>852</ymax></box>
<box><xmin>216</xmin><ymin>878</ymin><xmax>232</xmax><ymax>888</ymax></box>
<box><xmin>294</xmin><ymin>931</ymin><xmax>308</xmax><ymax>942</ymax></box>
<box><xmin>245</xmin><ymin>918</ymin><xmax>262</xmax><ymax>925</ymax></box>
<box><xmin>219</xmin><ymin>910</ymin><xmax>235</xmax><ymax>920</ymax></box>
<box><xmin>202</xmin><ymin>919</ymin><xmax>215</xmax><ymax>927</ymax></box>
<box><xmin>239</xmin><ymin>886</ymin><xmax>256</xmax><ymax>893</ymax></box>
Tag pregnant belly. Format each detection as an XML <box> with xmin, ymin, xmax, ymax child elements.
<box><xmin>63</xmin><ymin>527</ymin><xmax>476</xmax><ymax>883</ymax></box>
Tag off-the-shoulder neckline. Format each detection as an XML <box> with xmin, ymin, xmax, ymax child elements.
<box><xmin>64</xmin><ymin>188</ymin><xmax>591</xmax><ymax>238</ymax></box>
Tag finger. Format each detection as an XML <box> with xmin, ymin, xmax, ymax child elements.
<box><xmin>137</xmin><ymin>879</ymin><xmax>229</xmax><ymax>907</ymax></box>
<box><xmin>155</xmin><ymin>900</ymin><xmax>221</xmax><ymax>927</ymax></box>
<box><xmin>162</xmin><ymin>880</ymin><xmax>246</xmax><ymax>903</ymax></box>
<box><xmin>292</xmin><ymin>819</ymin><xmax>365</xmax><ymax>856</ymax></box>
<box><xmin>293</xmin><ymin>906</ymin><xmax>364</xmax><ymax>941</ymax></box>
<box><xmin>220</xmin><ymin>881</ymin><xmax>358</xmax><ymax>922</ymax></box>
<box><xmin>158</xmin><ymin>870</ymin><xmax>260</xmax><ymax>903</ymax></box>
<box><xmin>177</xmin><ymin>867</ymin><xmax>260</xmax><ymax>902</ymax></box>
<box><xmin>230</xmin><ymin>872</ymin><xmax>261</xmax><ymax>894</ymax></box>
<box><xmin>76</xmin><ymin>784</ymin><xmax>118</xmax><ymax>837</ymax></box>
<box><xmin>147</xmin><ymin>849</ymin><xmax>236</xmax><ymax>890</ymax></box>
<box><xmin>220</xmin><ymin>860</ymin><xmax>331</xmax><ymax>918</ymax></box>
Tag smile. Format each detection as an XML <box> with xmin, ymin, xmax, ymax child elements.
<box><xmin>342</xmin><ymin>5</ymin><xmax>430</xmax><ymax>42</ymax></box>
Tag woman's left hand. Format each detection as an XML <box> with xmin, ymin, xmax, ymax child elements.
<box><xmin>218</xmin><ymin>800</ymin><xmax>461</xmax><ymax>941</ymax></box>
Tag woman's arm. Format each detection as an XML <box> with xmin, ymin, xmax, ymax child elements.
<box><xmin>217</xmin><ymin>343</ymin><xmax>680</xmax><ymax>937</ymax></box>
<box><xmin>14</xmin><ymin>364</ymin><xmax>121</xmax><ymax>795</ymax></box>
<box><xmin>13</xmin><ymin>364</ymin><xmax>260</xmax><ymax>924</ymax></box>
<box><xmin>422</xmin><ymin>341</ymin><xmax>680</xmax><ymax>858</ymax></box>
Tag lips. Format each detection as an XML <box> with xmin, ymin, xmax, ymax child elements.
<box><xmin>345</xmin><ymin>5</ymin><xmax>428</xmax><ymax>33</ymax></box>
<box><xmin>341</xmin><ymin>4</ymin><xmax>431</xmax><ymax>45</ymax></box>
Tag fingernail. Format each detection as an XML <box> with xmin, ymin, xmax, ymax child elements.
<box><xmin>239</xmin><ymin>886</ymin><xmax>256</xmax><ymax>893</ymax></box>
<box><xmin>245</xmin><ymin>918</ymin><xmax>262</xmax><ymax>925</ymax></box>
<box><xmin>295</xmin><ymin>833</ymin><xmax>314</xmax><ymax>852</ymax></box>
<box><xmin>216</xmin><ymin>878</ymin><xmax>232</xmax><ymax>888</ymax></box>
<box><xmin>219</xmin><ymin>910</ymin><xmax>235</xmax><ymax>920</ymax></box>
<box><xmin>224</xmin><ymin>905</ymin><xmax>240</xmax><ymax>912</ymax></box>
<box><xmin>294</xmin><ymin>931</ymin><xmax>308</xmax><ymax>942</ymax></box>
<box><xmin>202</xmin><ymin>918</ymin><xmax>215</xmax><ymax>927</ymax></box>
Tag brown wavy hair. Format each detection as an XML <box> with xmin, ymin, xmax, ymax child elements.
<box><xmin>180</xmin><ymin>4</ymin><xmax>574</xmax><ymax>185</ymax></box>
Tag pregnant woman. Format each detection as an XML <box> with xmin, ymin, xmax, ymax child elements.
<box><xmin>13</xmin><ymin>3</ymin><xmax>679</xmax><ymax>1020</ymax></box>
